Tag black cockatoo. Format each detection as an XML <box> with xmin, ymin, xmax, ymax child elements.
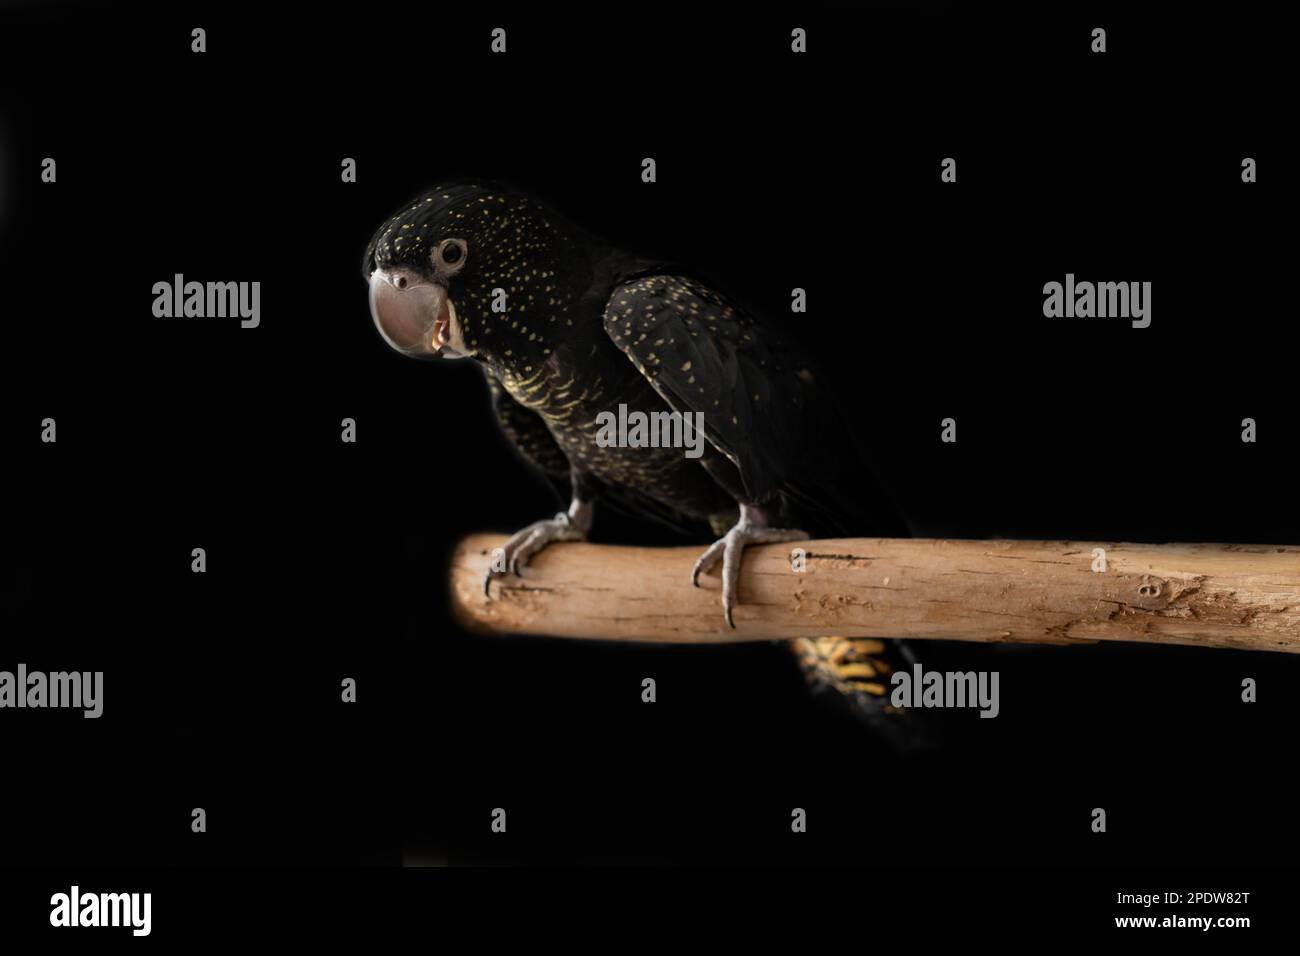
<box><xmin>363</xmin><ymin>182</ymin><xmax>933</xmax><ymax>748</ymax></box>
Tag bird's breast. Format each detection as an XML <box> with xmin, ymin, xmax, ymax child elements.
<box><xmin>502</xmin><ymin>361</ymin><xmax>714</xmax><ymax>505</ymax></box>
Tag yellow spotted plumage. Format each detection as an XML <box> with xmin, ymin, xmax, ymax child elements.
<box><xmin>364</xmin><ymin>182</ymin><xmax>931</xmax><ymax>747</ymax></box>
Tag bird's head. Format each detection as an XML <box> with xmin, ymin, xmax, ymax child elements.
<box><xmin>363</xmin><ymin>183</ymin><xmax>594</xmax><ymax>375</ymax></box>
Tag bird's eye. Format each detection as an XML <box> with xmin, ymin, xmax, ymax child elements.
<box><xmin>438</xmin><ymin>239</ymin><xmax>465</xmax><ymax>266</ymax></box>
<box><xmin>394</xmin><ymin>275</ymin><xmax>409</xmax><ymax>289</ymax></box>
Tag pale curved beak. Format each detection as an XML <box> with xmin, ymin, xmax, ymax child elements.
<box><xmin>368</xmin><ymin>268</ymin><xmax>460</xmax><ymax>358</ymax></box>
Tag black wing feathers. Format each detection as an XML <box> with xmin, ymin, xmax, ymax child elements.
<box><xmin>602</xmin><ymin>274</ymin><xmax>904</xmax><ymax>536</ymax></box>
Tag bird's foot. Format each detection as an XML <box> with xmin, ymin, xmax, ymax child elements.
<box><xmin>691</xmin><ymin>505</ymin><xmax>808</xmax><ymax>628</ymax></box>
<box><xmin>483</xmin><ymin>501</ymin><xmax>592</xmax><ymax>597</ymax></box>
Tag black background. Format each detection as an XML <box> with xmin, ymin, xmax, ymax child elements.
<box><xmin>1</xmin><ymin>1</ymin><xmax>1295</xmax><ymax>941</ymax></box>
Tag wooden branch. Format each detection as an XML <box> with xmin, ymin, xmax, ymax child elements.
<box><xmin>450</xmin><ymin>536</ymin><xmax>1300</xmax><ymax>653</ymax></box>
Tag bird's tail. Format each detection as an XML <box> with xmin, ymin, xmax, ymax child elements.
<box><xmin>792</xmin><ymin>637</ymin><xmax>940</xmax><ymax>750</ymax></box>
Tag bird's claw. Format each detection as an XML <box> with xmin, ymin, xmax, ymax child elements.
<box><xmin>483</xmin><ymin>512</ymin><xmax>586</xmax><ymax>597</ymax></box>
<box><xmin>691</xmin><ymin>519</ymin><xmax>808</xmax><ymax>628</ymax></box>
